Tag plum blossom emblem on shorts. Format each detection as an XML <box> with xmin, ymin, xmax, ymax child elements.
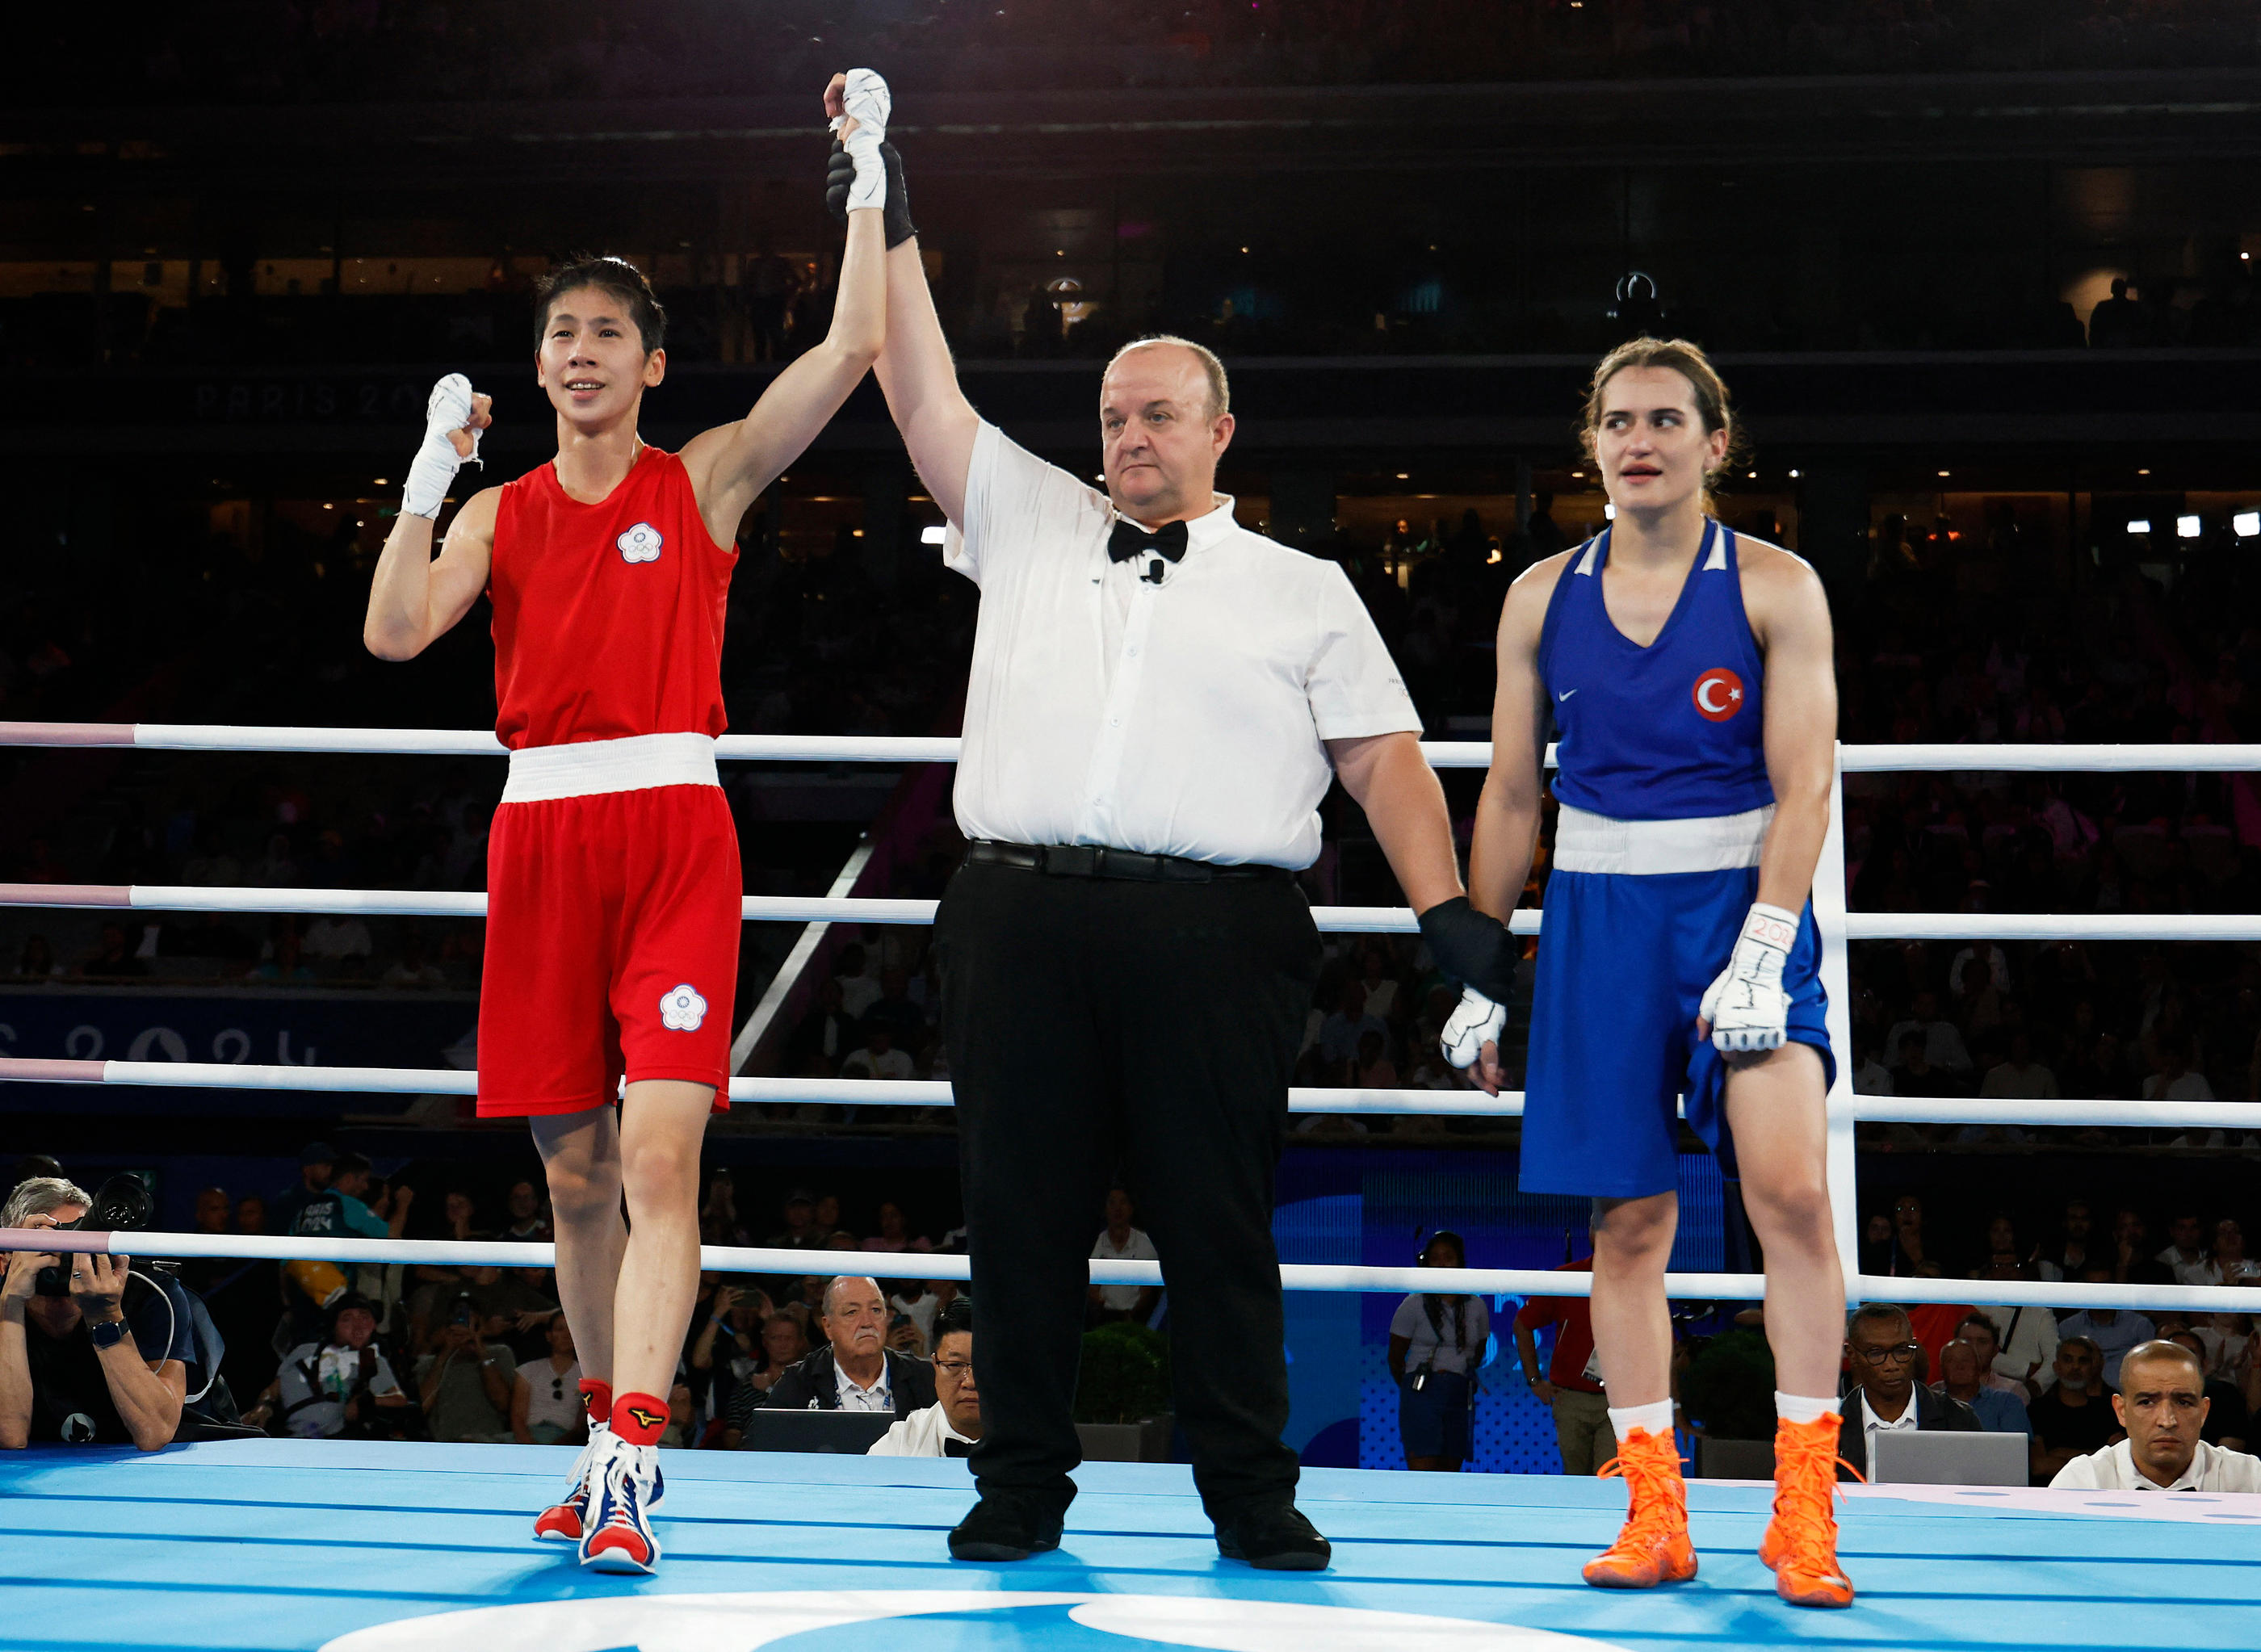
<box><xmin>659</xmin><ymin>983</ymin><xmax>707</xmax><ymax>1032</ymax></box>
<box><xmin>618</xmin><ymin>522</ymin><xmax>664</xmax><ymax>564</ymax></box>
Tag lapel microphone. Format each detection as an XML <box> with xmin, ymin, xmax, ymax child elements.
<box><xmin>1110</xmin><ymin>518</ymin><xmax>1187</xmax><ymax>589</ymax></box>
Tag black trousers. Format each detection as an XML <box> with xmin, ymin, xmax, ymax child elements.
<box><xmin>934</xmin><ymin>858</ymin><xmax>1322</xmax><ymax>1519</ymax></box>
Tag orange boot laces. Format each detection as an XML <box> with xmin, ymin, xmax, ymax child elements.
<box><xmin>1762</xmin><ymin>1415</ymin><xmax>1860</xmax><ymax>1608</ymax></box>
<box><xmin>1584</xmin><ymin>1428</ymin><xmax>1696</xmax><ymax>1587</ymax></box>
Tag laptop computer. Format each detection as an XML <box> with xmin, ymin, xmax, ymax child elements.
<box><xmin>1693</xmin><ymin>1436</ymin><xmax>1777</xmax><ymax>1480</ymax></box>
<box><xmin>1869</xmin><ymin>1429</ymin><xmax>2029</xmax><ymax>1486</ymax></box>
<box><xmin>739</xmin><ymin>1409</ymin><xmax>896</xmax><ymax>1455</ymax></box>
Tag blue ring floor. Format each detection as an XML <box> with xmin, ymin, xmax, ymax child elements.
<box><xmin>4</xmin><ymin>1440</ymin><xmax>2257</xmax><ymax>1650</ymax></box>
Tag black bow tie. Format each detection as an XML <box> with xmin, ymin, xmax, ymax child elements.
<box><xmin>1108</xmin><ymin>518</ymin><xmax>1189</xmax><ymax>564</ymax></box>
<box><xmin>943</xmin><ymin>1438</ymin><xmax>972</xmax><ymax>1458</ymax></box>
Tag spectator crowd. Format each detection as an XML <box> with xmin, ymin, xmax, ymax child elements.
<box><xmin>0</xmin><ymin>1147</ymin><xmax>1089</xmax><ymax>1459</ymax></box>
<box><xmin>10</xmin><ymin>1132</ymin><xmax>2252</xmax><ymax>1494</ymax></box>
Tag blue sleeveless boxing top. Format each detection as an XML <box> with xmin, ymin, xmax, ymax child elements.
<box><xmin>1534</xmin><ymin>519</ymin><xmax>1774</xmax><ymax>822</ymax></box>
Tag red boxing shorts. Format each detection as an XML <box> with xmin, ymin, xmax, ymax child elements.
<box><xmin>476</xmin><ymin>733</ymin><xmax>741</xmax><ymax>1117</ymax></box>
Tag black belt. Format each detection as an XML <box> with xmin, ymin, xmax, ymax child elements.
<box><xmin>965</xmin><ymin>841</ymin><xmax>1290</xmax><ymax>884</ymax></box>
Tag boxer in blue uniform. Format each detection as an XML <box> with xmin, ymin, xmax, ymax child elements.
<box><xmin>1450</xmin><ymin>338</ymin><xmax>1856</xmax><ymax>1608</ymax></box>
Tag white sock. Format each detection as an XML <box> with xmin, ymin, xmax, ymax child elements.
<box><xmin>1608</xmin><ymin>1399</ymin><xmax>1676</xmax><ymax>1439</ymax></box>
<box><xmin>1775</xmin><ymin>1390</ymin><xmax>1837</xmax><ymax>1426</ymax></box>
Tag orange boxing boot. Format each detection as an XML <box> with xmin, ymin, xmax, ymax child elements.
<box><xmin>1760</xmin><ymin>1413</ymin><xmax>1858</xmax><ymax>1608</ymax></box>
<box><xmin>1583</xmin><ymin>1427</ymin><xmax>1697</xmax><ymax>1588</ymax></box>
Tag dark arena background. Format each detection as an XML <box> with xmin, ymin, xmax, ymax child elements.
<box><xmin>2</xmin><ymin>6</ymin><xmax>2259</xmax><ymax>1650</ymax></box>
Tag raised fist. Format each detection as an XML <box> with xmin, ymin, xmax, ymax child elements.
<box><xmin>824</xmin><ymin>68</ymin><xmax>891</xmax><ymax>139</ymax></box>
<box><xmin>403</xmin><ymin>374</ymin><xmax>489</xmax><ymax>519</ymax></box>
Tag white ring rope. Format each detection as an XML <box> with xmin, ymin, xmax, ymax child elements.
<box><xmin>5</xmin><ymin>1056</ymin><xmax>2255</xmax><ymax>1131</ymax></box>
<box><xmin>0</xmin><ymin>883</ymin><xmax>1442</xmax><ymax>935</ymax></box>
<box><xmin>1840</xmin><ymin>913</ymin><xmax>2261</xmax><ymax>941</ymax></box>
<box><xmin>4</xmin><ymin>883</ymin><xmax>2257</xmax><ymax>943</ymax></box>
<box><xmin>0</xmin><ymin>1058</ymin><xmax>1527</xmax><ymax>1118</ymax></box>
<box><xmin>3</xmin><ymin>1226</ymin><xmax>2255</xmax><ymax>1315</ymax></box>
<box><xmin>4</xmin><ymin>722</ymin><xmax>2259</xmax><ymax>774</ymax></box>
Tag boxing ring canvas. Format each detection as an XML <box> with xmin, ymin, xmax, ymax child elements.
<box><xmin>8</xmin><ymin>1440</ymin><xmax>2256</xmax><ymax>1650</ymax></box>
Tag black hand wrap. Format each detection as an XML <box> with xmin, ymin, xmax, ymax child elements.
<box><xmin>826</xmin><ymin>138</ymin><xmax>917</xmax><ymax>249</ymax></box>
<box><xmin>1416</xmin><ymin>896</ymin><xmax>1519</xmax><ymax>1003</ymax></box>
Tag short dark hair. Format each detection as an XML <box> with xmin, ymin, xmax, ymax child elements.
<box><xmin>1420</xmin><ymin>1230</ymin><xmax>1467</xmax><ymax>1266</ymax></box>
<box><xmin>325</xmin><ymin>1293</ymin><xmax>378</xmax><ymax>1340</ymax></box>
<box><xmin>936</xmin><ymin>1298</ymin><xmax>973</xmax><ymax>1343</ymax></box>
<box><xmin>534</xmin><ymin>254</ymin><xmax>667</xmax><ymax>354</ymax></box>
<box><xmin>333</xmin><ymin>1151</ymin><xmax>371</xmax><ymax>1180</ymax></box>
<box><xmin>1848</xmin><ymin>1302</ymin><xmax>1913</xmax><ymax>1340</ymax></box>
<box><xmin>1956</xmin><ymin>1310</ymin><xmax>2002</xmax><ymax>1342</ymax></box>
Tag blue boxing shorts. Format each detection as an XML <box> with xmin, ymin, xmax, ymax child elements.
<box><xmin>1520</xmin><ymin>806</ymin><xmax>1835</xmax><ymax>1200</ymax></box>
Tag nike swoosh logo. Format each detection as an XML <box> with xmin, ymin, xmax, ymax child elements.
<box><xmin>1558</xmin><ymin>689</ymin><xmax>1577</xmax><ymax>701</ymax></box>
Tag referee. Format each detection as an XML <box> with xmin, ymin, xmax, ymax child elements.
<box><xmin>867</xmin><ymin>174</ymin><xmax>1516</xmax><ymax>1570</ymax></box>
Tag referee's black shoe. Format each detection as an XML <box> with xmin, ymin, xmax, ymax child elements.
<box><xmin>1214</xmin><ymin>1499</ymin><xmax>1332</xmax><ymax>1570</ymax></box>
<box><xmin>948</xmin><ymin>1495</ymin><xmax>1064</xmax><ymax>1562</ymax></box>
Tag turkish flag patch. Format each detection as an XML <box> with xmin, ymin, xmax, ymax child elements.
<box><xmin>1693</xmin><ymin>668</ymin><xmax>1746</xmax><ymax>722</ymax></box>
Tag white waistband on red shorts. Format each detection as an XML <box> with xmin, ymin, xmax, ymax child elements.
<box><xmin>501</xmin><ymin>732</ymin><xmax>721</xmax><ymax>804</ymax></box>
<box><xmin>1552</xmin><ymin>803</ymin><xmax>1773</xmax><ymax>876</ymax></box>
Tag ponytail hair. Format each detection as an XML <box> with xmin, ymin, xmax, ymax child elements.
<box><xmin>1577</xmin><ymin>337</ymin><xmax>1747</xmax><ymax>514</ymax></box>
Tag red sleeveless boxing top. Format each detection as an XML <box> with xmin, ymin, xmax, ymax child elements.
<box><xmin>489</xmin><ymin>447</ymin><xmax>736</xmax><ymax>750</ymax></box>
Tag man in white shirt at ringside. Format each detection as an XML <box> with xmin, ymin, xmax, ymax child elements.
<box><xmin>869</xmin><ymin>1302</ymin><xmax>982</xmax><ymax>1458</ymax></box>
<box><xmin>1089</xmin><ymin>1189</ymin><xmax>1161</xmax><ymax>1326</ymax></box>
<box><xmin>2050</xmin><ymin>1340</ymin><xmax>2261</xmax><ymax>1493</ymax></box>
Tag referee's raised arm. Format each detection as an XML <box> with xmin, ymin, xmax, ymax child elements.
<box><xmin>871</xmin><ymin>233</ymin><xmax>980</xmax><ymax>528</ymax></box>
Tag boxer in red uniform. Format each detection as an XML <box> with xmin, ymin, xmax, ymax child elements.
<box><xmin>361</xmin><ymin>71</ymin><xmax>897</xmax><ymax>1574</ymax></box>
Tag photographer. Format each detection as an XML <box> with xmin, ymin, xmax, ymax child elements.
<box><xmin>0</xmin><ymin>1176</ymin><xmax>192</xmax><ymax>1451</ymax></box>
<box><xmin>414</xmin><ymin>1289</ymin><xmax>518</xmax><ymax>1444</ymax></box>
<box><xmin>1388</xmin><ymin>1231</ymin><xmax>1488</xmax><ymax>1472</ymax></box>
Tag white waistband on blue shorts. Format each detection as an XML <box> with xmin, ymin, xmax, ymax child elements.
<box><xmin>501</xmin><ymin>732</ymin><xmax>720</xmax><ymax>804</ymax></box>
<box><xmin>1553</xmin><ymin>803</ymin><xmax>1773</xmax><ymax>876</ymax></box>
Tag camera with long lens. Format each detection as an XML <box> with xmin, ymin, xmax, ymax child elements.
<box><xmin>33</xmin><ymin>1174</ymin><xmax>155</xmax><ymax>1298</ymax></box>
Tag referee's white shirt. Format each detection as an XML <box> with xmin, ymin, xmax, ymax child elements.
<box><xmin>944</xmin><ymin>421</ymin><xmax>1420</xmax><ymax>868</ymax></box>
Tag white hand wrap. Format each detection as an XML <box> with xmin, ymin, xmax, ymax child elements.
<box><xmin>1441</xmin><ymin>987</ymin><xmax>1507</xmax><ymax>1071</ymax></box>
<box><xmin>831</xmin><ymin>67</ymin><xmax>891</xmax><ymax>213</ymax></box>
<box><xmin>1699</xmin><ymin>901</ymin><xmax>1799</xmax><ymax>1053</ymax></box>
<box><xmin>402</xmin><ymin>373</ymin><xmax>480</xmax><ymax>521</ymax></box>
